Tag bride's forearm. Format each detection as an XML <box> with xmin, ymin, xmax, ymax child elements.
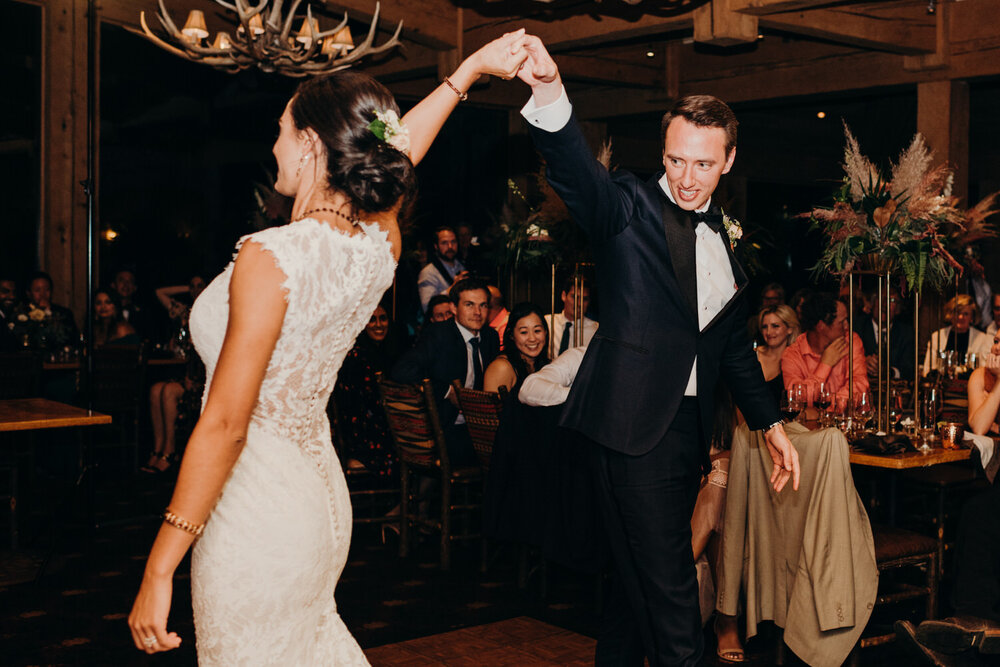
<box><xmin>402</xmin><ymin>55</ymin><xmax>482</xmax><ymax>167</ymax></box>
<box><xmin>143</xmin><ymin>418</ymin><xmax>246</xmax><ymax>577</ymax></box>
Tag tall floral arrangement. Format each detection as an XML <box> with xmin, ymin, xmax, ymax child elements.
<box><xmin>808</xmin><ymin>123</ymin><xmax>999</xmax><ymax>291</ymax></box>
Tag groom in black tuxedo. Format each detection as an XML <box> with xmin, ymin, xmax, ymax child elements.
<box><xmin>516</xmin><ymin>38</ymin><xmax>800</xmax><ymax>666</ymax></box>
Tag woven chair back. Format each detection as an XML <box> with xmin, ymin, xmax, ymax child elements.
<box><xmin>453</xmin><ymin>382</ymin><xmax>505</xmax><ymax>473</ymax></box>
<box><xmin>378</xmin><ymin>377</ymin><xmax>447</xmax><ymax>470</ymax></box>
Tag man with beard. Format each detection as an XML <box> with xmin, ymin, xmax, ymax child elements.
<box><xmin>417</xmin><ymin>226</ymin><xmax>468</xmax><ymax>312</ymax></box>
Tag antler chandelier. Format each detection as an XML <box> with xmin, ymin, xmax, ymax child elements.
<box><xmin>135</xmin><ymin>0</ymin><xmax>403</xmax><ymax>77</ymax></box>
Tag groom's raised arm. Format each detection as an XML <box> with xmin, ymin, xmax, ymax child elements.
<box><xmin>517</xmin><ymin>36</ymin><xmax>636</xmax><ymax>242</ymax></box>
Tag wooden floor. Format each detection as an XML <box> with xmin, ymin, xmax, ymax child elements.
<box><xmin>365</xmin><ymin>616</ymin><xmax>595</xmax><ymax>666</ymax></box>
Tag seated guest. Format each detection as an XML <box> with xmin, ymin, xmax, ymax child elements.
<box><xmin>392</xmin><ymin>278</ymin><xmax>499</xmax><ymax>466</ymax></box>
<box><xmin>967</xmin><ymin>331</ymin><xmax>1000</xmax><ymax>436</ymax></box>
<box><xmin>425</xmin><ymin>294</ymin><xmax>454</xmax><ymax>324</ymax></box>
<box><xmin>332</xmin><ymin>303</ymin><xmax>410</xmax><ymax>482</ymax></box>
<box><xmin>544</xmin><ymin>275</ymin><xmax>598</xmax><ymax>356</ymax></box>
<box><xmin>487</xmin><ymin>285</ymin><xmax>509</xmax><ymax>347</ymax></box>
<box><xmin>16</xmin><ymin>271</ymin><xmax>79</xmax><ymax>350</ymax></box>
<box><xmin>781</xmin><ymin>292</ymin><xmax>868</xmax><ymax>402</ymax></box>
<box><xmin>855</xmin><ymin>287</ymin><xmax>915</xmax><ymax>380</ymax></box>
<box><xmin>110</xmin><ymin>268</ymin><xmax>150</xmax><ymax>336</ymax></box>
<box><xmin>924</xmin><ymin>294</ymin><xmax>993</xmax><ymax>375</ymax></box>
<box><xmin>789</xmin><ymin>287</ymin><xmax>813</xmax><ymax>324</ymax></box>
<box><xmin>484</xmin><ymin>302</ymin><xmax>549</xmax><ymax>393</ymax></box>
<box><xmin>0</xmin><ymin>276</ymin><xmax>19</xmax><ymax>350</ymax></box>
<box><xmin>988</xmin><ymin>293</ymin><xmax>1000</xmax><ymax>338</ymax></box>
<box><xmin>144</xmin><ymin>305</ymin><xmax>203</xmax><ymax>474</ymax></box>
<box><xmin>756</xmin><ymin>305</ymin><xmax>800</xmax><ymax>407</ymax></box>
<box><xmin>155</xmin><ymin>276</ymin><xmax>207</xmax><ymax>352</ymax></box>
<box><xmin>93</xmin><ymin>289</ymin><xmax>138</xmax><ymax>347</ymax></box>
<box><xmin>417</xmin><ymin>226</ymin><xmax>468</xmax><ymax>312</ymax></box>
<box><xmin>748</xmin><ymin>282</ymin><xmax>786</xmax><ymax>344</ymax></box>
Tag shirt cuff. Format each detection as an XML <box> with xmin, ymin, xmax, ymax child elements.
<box><xmin>520</xmin><ymin>85</ymin><xmax>572</xmax><ymax>133</ymax></box>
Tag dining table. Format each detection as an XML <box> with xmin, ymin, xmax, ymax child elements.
<box><xmin>0</xmin><ymin>398</ymin><xmax>111</xmax><ymax>551</ymax></box>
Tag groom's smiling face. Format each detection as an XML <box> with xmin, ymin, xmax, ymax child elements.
<box><xmin>661</xmin><ymin>116</ymin><xmax>735</xmax><ymax>212</ymax></box>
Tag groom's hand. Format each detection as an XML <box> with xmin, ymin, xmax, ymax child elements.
<box><xmin>764</xmin><ymin>424</ymin><xmax>800</xmax><ymax>492</ymax></box>
<box><xmin>517</xmin><ymin>35</ymin><xmax>561</xmax><ymax>105</ymax></box>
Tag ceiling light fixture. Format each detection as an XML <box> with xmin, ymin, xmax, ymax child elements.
<box><xmin>133</xmin><ymin>0</ymin><xmax>402</xmax><ymax>77</ymax></box>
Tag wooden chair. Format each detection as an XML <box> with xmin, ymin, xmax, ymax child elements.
<box><xmin>0</xmin><ymin>351</ymin><xmax>42</xmax><ymax>399</ymax></box>
<box><xmin>452</xmin><ymin>381</ymin><xmax>506</xmax><ymax>475</ymax></box>
<box><xmin>327</xmin><ymin>396</ymin><xmax>398</xmax><ymax>526</ymax></box>
<box><xmin>88</xmin><ymin>344</ymin><xmax>147</xmax><ymax>471</ymax></box>
<box><xmin>848</xmin><ymin>525</ymin><xmax>939</xmax><ymax>662</ymax></box>
<box><xmin>378</xmin><ymin>377</ymin><xmax>482</xmax><ymax>570</ymax></box>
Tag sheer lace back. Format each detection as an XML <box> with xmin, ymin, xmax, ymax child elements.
<box><xmin>187</xmin><ymin>217</ymin><xmax>395</xmax><ymax>665</ymax></box>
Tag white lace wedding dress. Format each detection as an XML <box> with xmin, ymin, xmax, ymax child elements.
<box><xmin>187</xmin><ymin>218</ymin><xmax>396</xmax><ymax>665</ymax></box>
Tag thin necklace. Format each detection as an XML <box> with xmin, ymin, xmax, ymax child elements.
<box><xmin>293</xmin><ymin>205</ymin><xmax>360</xmax><ymax>227</ymax></box>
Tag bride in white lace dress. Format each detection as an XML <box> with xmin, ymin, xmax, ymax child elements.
<box><xmin>128</xmin><ymin>31</ymin><xmax>530</xmax><ymax>664</ymax></box>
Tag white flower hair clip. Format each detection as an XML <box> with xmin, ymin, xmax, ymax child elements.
<box><xmin>368</xmin><ymin>109</ymin><xmax>410</xmax><ymax>154</ymax></box>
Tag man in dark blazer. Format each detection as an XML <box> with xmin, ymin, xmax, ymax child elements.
<box><xmin>854</xmin><ymin>287</ymin><xmax>916</xmax><ymax>381</ymax></box>
<box><xmin>392</xmin><ymin>277</ymin><xmax>499</xmax><ymax>467</ymax></box>
<box><xmin>514</xmin><ymin>37</ymin><xmax>800</xmax><ymax>666</ymax></box>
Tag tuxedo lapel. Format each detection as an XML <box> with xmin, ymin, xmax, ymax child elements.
<box><xmin>660</xmin><ymin>196</ymin><xmax>698</xmax><ymax>322</ymax></box>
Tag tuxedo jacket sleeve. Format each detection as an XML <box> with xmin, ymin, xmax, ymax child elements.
<box><xmin>529</xmin><ymin>114</ymin><xmax>779</xmax><ymax>455</ymax></box>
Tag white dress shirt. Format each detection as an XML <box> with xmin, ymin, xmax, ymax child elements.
<box><xmin>543</xmin><ymin>312</ymin><xmax>598</xmax><ymax>357</ymax></box>
<box><xmin>519</xmin><ymin>346</ymin><xmax>588</xmax><ymax>407</ymax></box>
<box><xmin>522</xmin><ymin>85</ymin><xmax>737</xmax><ymax>396</ymax></box>
<box><xmin>449</xmin><ymin>321</ymin><xmax>483</xmax><ymax>424</ymax></box>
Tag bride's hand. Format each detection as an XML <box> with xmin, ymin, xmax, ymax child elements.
<box><xmin>516</xmin><ymin>34</ymin><xmax>560</xmax><ymax>88</ymax></box>
<box><xmin>128</xmin><ymin>571</ymin><xmax>182</xmax><ymax>654</ymax></box>
<box><xmin>469</xmin><ymin>29</ymin><xmax>529</xmax><ymax>80</ymax></box>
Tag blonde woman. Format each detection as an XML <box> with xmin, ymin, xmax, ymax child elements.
<box><xmin>923</xmin><ymin>294</ymin><xmax>992</xmax><ymax>375</ymax></box>
<box><xmin>756</xmin><ymin>304</ymin><xmax>800</xmax><ymax>407</ymax></box>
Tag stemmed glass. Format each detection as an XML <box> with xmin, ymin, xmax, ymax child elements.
<box><xmin>854</xmin><ymin>390</ymin><xmax>873</xmax><ymax>433</ymax></box>
<box><xmin>793</xmin><ymin>383</ymin><xmax>809</xmax><ymax>423</ymax></box>
<box><xmin>815</xmin><ymin>383</ymin><xmax>833</xmax><ymax>427</ymax></box>
<box><xmin>887</xmin><ymin>385</ymin><xmax>904</xmax><ymax>433</ymax></box>
<box><xmin>780</xmin><ymin>387</ymin><xmax>800</xmax><ymax>422</ymax></box>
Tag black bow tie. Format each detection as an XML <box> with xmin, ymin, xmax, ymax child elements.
<box><xmin>692</xmin><ymin>209</ymin><xmax>724</xmax><ymax>234</ymax></box>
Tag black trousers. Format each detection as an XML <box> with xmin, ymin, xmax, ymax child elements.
<box><xmin>952</xmin><ymin>482</ymin><xmax>1000</xmax><ymax>622</ymax></box>
<box><xmin>592</xmin><ymin>397</ymin><xmax>704</xmax><ymax>666</ymax></box>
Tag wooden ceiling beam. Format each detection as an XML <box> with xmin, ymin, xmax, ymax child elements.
<box><xmin>556</xmin><ymin>54</ymin><xmax>663</xmax><ymax>87</ymax></box>
<box><xmin>462</xmin><ymin>11</ymin><xmax>693</xmax><ymax>54</ymax></box>
<box><xmin>694</xmin><ymin>0</ymin><xmax>760</xmax><ymax>47</ymax></box>
<box><xmin>759</xmin><ymin>2</ymin><xmax>936</xmax><ymax>55</ymax></box>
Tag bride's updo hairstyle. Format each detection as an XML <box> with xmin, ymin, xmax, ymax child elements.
<box><xmin>291</xmin><ymin>70</ymin><xmax>416</xmax><ymax>214</ymax></box>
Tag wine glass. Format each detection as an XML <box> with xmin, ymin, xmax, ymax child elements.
<box><xmin>779</xmin><ymin>388</ymin><xmax>798</xmax><ymax>422</ymax></box>
<box><xmin>887</xmin><ymin>385</ymin><xmax>904</xmax><ymax>433</ymax></box>
<box><xmin>815</xmin><ymin>383</ymin><xmax>833</xmax><ymax>427</ymax></box>
<box><xmin>833</xmin><ymin>395</ymin><xmax>850</xmax><ymax>432</ymax></box>
<box><xmin>854</xmin><ymin>390</ymin><xmax>873</xmax><ymax>432</ymax></box>
<box><xmin>793</xmin><ymin>383</ymin><xmax>808</xmax><ymax>422</ymax></box>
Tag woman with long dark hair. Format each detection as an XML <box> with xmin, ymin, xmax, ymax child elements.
<box><xmin>129</xmin><ymin>33</ymin><xmax>530</xmax><ymax>663</ymax></box>
<box><xmin>484</xmin><ymin>301</ymin><xmax>550</xmax><ymax>393</ymax></box>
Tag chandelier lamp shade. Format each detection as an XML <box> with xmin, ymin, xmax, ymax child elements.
<box><xmin>133</xmin><ymin>0</ymin><xmax>403</xmax><ymax>77</ymax></box>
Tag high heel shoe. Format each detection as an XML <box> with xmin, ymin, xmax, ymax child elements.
<box><xmin>141</xmin><ymin>453</ymin><xmax>177</xmax><ymax>474</ymax></box>
<box><xmin>380</xmin><ymin>522</ymin><xmax>400</xmax><ymax>544</ymax></box>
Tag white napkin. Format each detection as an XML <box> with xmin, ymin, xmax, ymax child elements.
<box><xmin>965</xmin><ymin>431</ymin><xmax>995</xmax><ymax>469</ymax></box>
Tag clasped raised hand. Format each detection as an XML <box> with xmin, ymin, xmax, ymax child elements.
<box><xmin>471</xmin><ymin>29</ymin><xmax>530</xmax><ymax>80</ymax></box>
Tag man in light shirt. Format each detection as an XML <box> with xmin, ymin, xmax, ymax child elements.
<box><xmin>417</xmin><ymin>226</ymin><xmax>468</xmax><ymax>312</ymax></box>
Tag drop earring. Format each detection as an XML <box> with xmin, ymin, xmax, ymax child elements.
<box><xmin>295</xmin><ymin>152</ymin><xmax>310</xmax><ymax>178</ymax></box>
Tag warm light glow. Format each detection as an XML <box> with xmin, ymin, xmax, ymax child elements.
<box><xmin>645</xmin><ymin>50</ymin><xmax>655</xmax><ymax>58</ymax></box>
<box><xmin>103</xmin><ymin>229</ymin><xmax>118</xmax><ymax>242</ymax></box>
<box><xmin>331</xmin><ymin>25</ymin><xmax>355</xmax><ymax>50</ymax></box>
<box><xmin>212</xmin><ymin>32</ymin><xmax>232</xmax><ymax>50</ymax></box>
<box><xmin>817</xmin><ymin>111</ymin><xmax>827</xmax><ymax>119</ymax></box>
<box><xmin>296</xmin><ymin>17</ymin><xmax>320</xmax><ymax>45</ymax></box>
<box><xmin>248</xmin><ymin>14</ymin><xmax>264</xmax><ymax>36</ymax></box>
<box><xmin>181</xmin><ymin>10</ymin><xmax>209</xmax><ymax>42</ymax></box>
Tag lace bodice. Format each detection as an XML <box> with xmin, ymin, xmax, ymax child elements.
<box><xmin>190</xmin><ymin>218</ymin><xmax>396</xmax><ymax>445</ymax></box>
<box><xmin>187</xmin><ymin>217</ymin><xmax>395</xmax><ymax>665</ymax></box>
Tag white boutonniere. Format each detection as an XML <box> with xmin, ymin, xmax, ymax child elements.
<box><xmin>722</xmin><ymin>210</ymin><xmax>742</xmax><ymax>247</ymax></box>
<box><xmin>368</xmin><ymin>109</ymin><xmax>410</xmax><ymax>154</ymax></box>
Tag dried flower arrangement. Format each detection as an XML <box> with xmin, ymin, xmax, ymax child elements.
<box><xmin>807</xmin><ymin>123</ymin><xmax>999</xmax><ymax>291</ymax></box>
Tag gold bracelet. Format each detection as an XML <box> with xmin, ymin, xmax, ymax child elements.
<box><xmin>442</xmin><ymin>76</ymin><xmax>468</xmax><ymax>102</ymax></box>
<box><xmin>163</xmin><ymin>509</ymin><xmax>205</xmax><ymax>537</ymax></box>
